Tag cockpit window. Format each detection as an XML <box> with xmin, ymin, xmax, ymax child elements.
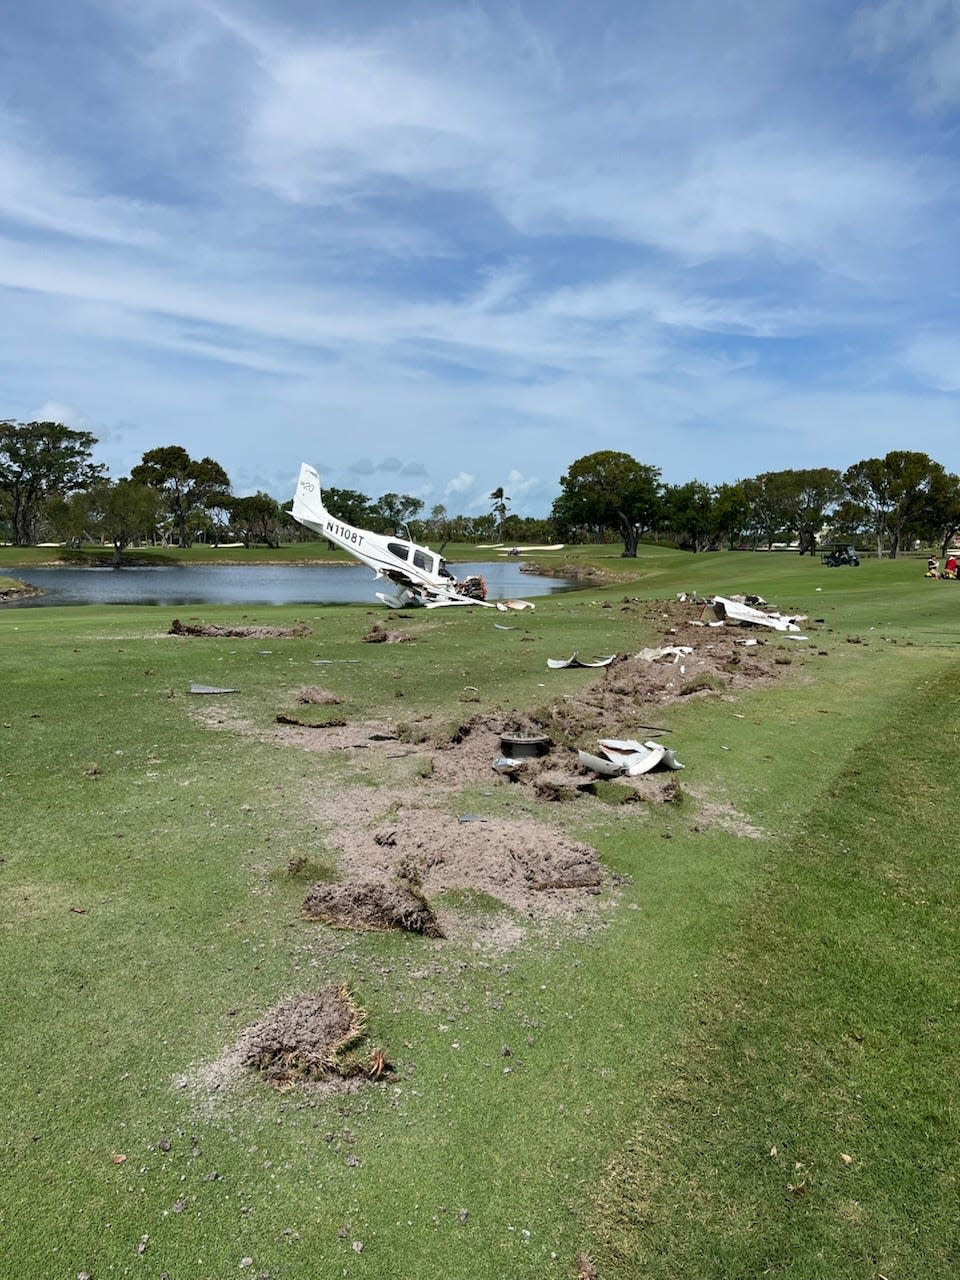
<box><xmin>412</xmin><ymin>550</ymin><xmax>433</xmax><ymax>572</ymax></box>
<box><xmin>387</xmin><ymin>542</ymin><xmax>409</xmax><ymax>561</ymax></box>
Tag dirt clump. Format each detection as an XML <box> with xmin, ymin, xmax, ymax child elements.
<box><xmin>239</xmin><ymin>985</ymin><xmax>392</xmax><ymax>1085</ymax></box>
<box><xmin>362</xmin><ymin>622</ymin><xmax>412</xmax><ymax>644</ymax></box>
<box><xmin>169</xmin><ymin>619</ymin><xmax>312</xmax><ymax>638</ymax></box>
<box><xmin>302</xmin><ymin>880</ymin><xmax>444</xmax><ymax>937</ymax></box>
<box><xmin>531</xmin><ymin>771</ymin><xmax>587</xmax><ymax>802</ymax></box>
<box><xmin>296</xmin><ymin>685</ymin><xmax>344</xmax><ymax>705</ymax></box>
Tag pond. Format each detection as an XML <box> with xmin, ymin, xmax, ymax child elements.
<box><xmin>1</xmin><ymin>561</ymin><xmax>573</xmax><ymax>608</ymax></box>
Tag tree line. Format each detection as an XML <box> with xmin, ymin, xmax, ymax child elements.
<box><xmin>552</xmin><ymin>449</ymin><xmax>960</xmax><ymax>558</ymax></box>
<box><xmin>2</xmin><ymin>422</ymin><xmax>958</xmax><ymax>560</ymax></box>
<box><xmin>0</xmin><ymin>422</ymin><xmax>542</xmax><ymax>561</ymax></box>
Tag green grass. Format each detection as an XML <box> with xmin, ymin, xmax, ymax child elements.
<box><xmin>1</xmin><ymin>552</ymin><xmax>959</xmax><ymax>1277</ymax></box>
<box><xmin>593</xmin><ymin>662</ymin><xmax>960</xmax><ymax>1279</ymax></box>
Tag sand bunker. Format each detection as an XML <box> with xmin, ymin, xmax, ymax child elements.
<box><xmin>302</xmin><ymin>880</ymin><xmax>444</xmax><ymax>937</ymax></box>
<box><xmin>239</xmin><ymin>985</ymin><xmax>391</xmax><ymax>1084</ymax></box>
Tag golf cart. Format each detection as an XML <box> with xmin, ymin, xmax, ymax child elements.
<box><xmin>821</xmin><ymin>543</ymin><xmax>860</xmax><ymax>567</ymax></box>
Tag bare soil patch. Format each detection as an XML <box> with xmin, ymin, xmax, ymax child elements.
<box><xmin>322</xmin><ymin>808</ymin><xmax>605</xmax><ymax>923</ymax></box>
<box><xmin>239</xmin><ymin>984</ymin><xmax>391</xmax><ymax>1085</ymax></box>
<box><xmin>688</xmin><ymin>795</ymin><xmax>766</xmax><ymax>839</ymax></box>
<box><xmin>302</xmin><ymin>880</ymin><xmax>444</xmax><ymax>936</ymax></box>
<box><xmin>362</xmin><ymin>622</ymin><xmax>413</xmax><ymax>643</ymax></box>
<box><xmin>539</xmin><ymin>599</ymin><xmax>799</xmax><ymax>743</ymax></box>
<box><xmin>265</xmin><ymin>719</ymin><xmax>402</xmax><ymax>752</ymax></box>
<box><xmin>169</xmin><ymin>619</ymin><xmax>312</xmax><ymax>638</ymax></box>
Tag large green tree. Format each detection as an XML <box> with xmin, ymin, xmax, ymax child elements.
<box><xmin>741</xmin><ymin>472</ymin><xmax>796</xmax><ymax>550</ymax></box>
<box><xmin>926</xmin><ymin>468</ymin><xmax>960</xmax><ymax>557</ymax></box>
<box><xmin>229</xmin><ymin>492</ymin><xmax>284</xmax><ymax>549</ymax></box>
<box><xmin>843</xmin><ymin>451</ymin><xmax>943</xmax><ymax>558</ymax></box>
<box><xmin>131</xmin><ymin>445</ymin><xmax>231</xmax><ymax>548</ymax></box>
<box><xmin>783</xmin><ymin>468</ymin><xmax>844</xmax><ymax>555</ymax></box>
<box><xmin>663</xmin><ymin>480</ymin><xmax>717</xmax><ymax>553</ymax></box>
<box><xmin>740</xmin><ymin>468</ymin><xmax>842</xmax><ymax>554</ymax></box>
<box><xmin>841</xmin><ymin>457</ymin><xmax>891</xmax><ymax>557</ymax></box>
<box><xmin>712</xmin><ymin>481</ymin><xmax>752</xmax><ymax>550</ymax></box>
<box><xmin>321</xmin><ymin>487</ymin><xmax>373</xmax><ymax>528</ymax></box>
<box><xmin>65</xmin><ymin>478</ymin><xmax>163</xmax><ymax>566</ymax></box>
<box><xmin>553</xmin><ymin>450</ymin><xmax>662</xmax><ymax>556</ymax></box>
<box><xmin>0</xmin><ymin>420</ymin><xmax>105</xmax><ymax>545</ymax></box>
<box><xmin>372</xmin><ymin>492</ymin><xmax>425</xmax><ymax>536</ymax></box>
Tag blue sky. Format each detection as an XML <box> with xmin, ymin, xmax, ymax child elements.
<box><xmin>2</xmin><ymin>0</ymin><xmax>959</xmax><ymax>515</ymax></box>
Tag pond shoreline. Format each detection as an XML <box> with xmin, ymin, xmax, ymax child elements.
<box><xmin>0</xmin><ymin>561</ymin><xmax>574</xmax><ymax>609</ymax></box>
<box><xmin>0</xmin><ymin>577</ymin><xmax>42</xmax><ymax>601</ymax></box>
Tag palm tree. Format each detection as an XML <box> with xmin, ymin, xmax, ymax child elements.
<box><xmin>489</xmin><ymin>486</ymin><xmax>511</xmax><ymax>541</ymax></box>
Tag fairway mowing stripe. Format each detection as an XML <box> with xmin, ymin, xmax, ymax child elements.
<box><xmin>590</xmin><ymin>659</ymin><xmax>960</xmax><ymax>1280</ymax></box>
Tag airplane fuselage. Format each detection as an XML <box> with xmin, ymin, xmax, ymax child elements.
<box><xmin>292</xmin><ymin>462</ymin><xmax>471</xmax><ymax>603</ymax></box>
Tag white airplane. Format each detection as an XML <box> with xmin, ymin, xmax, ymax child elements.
<box><xmin>292</xmin><ymin>463</ymin><xmax>531</xmax><ymax>610</ymax></box>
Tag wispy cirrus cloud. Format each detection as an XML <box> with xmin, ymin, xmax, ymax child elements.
<box><xmin>852</xmin><ymin>0</ymin><xmax>960</xmax><ymax>110</ymax></box>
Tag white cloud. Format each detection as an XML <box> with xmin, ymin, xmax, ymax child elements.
<box><xmin>444</xmin><ymin>471</ymin><xmax>475</xmax><ymax>496</ymax></box>
<box><xmin>902</xmin><ymin>333</ymin><xmax>960</xmax><ymax>391</ymax></box>
<box><xmin>32</xmin><ymin>401</ymin><xmax>85</xmax><ymax>428</ymax></box>
<box><xmin>852</xmin><ymin>0</ymin><xmax>960</xmax><ymax>110</ymax></box>
<box><xmin>0</xmin><ymin>128</ymin><xmax>163</xmax><ymax>249</ymax></box>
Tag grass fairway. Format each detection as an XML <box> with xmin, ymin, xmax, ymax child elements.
<box><xmin>1</xmin><ymin>550</ymin><xmax>958</xmax><ymax>1278</ymax></box>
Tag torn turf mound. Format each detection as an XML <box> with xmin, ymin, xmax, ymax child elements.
<box><xmin>296</xmin><ymin>686</ymin><xmax>343</xmax><ymax>705</ymax></box>
<box><xmin>239</xmin><ymin>985</ymin><xmax>391</xmax><ymax>1083</ymax></box>
<box><xmin>330</xmin><ymin>811</ymin><xmax>605</xmax><ymax>915</ymax></box>
<box><xmin>302</xmin><ymin>880</ymin><xmax>444</xmax><ymax>937</ymax></box>
<box><xmin>169</xmin><ymin>619</ymin><xmax>312</xmax><ymax>638</ymax></box>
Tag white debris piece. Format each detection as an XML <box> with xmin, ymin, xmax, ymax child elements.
<box><xmin>598</xmin><ymin>739</ymin><xmax>673</xmax><ymax>774</ymax></box>
<box><xmin>547</xmin><ymin>653</ymin><xmax>617</xmax><ymax>669</ymax></box>
<box><xmin>708</xmin><ymin>595</ymin><xmax>806</xmax><ymax>632</ymax></box>
<box><xmin>636</xmin><ymin>645</ymin><xmax>694</xmax><ymax>663</ymax></box>
<box><xmin>577</xmin><ymin>750</ymin><xmax>627</xmax><ymax>777</ymax></box>
<box><xmin>576</xmin><ymin>739</ymin><xmax>686</xmax><ymax>777</ymax></box>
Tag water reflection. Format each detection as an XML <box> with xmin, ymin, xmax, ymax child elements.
<box><xmin>2</xmin><ymin>562</ymin><xmax>571</xmax><ymax>608</ymax></box>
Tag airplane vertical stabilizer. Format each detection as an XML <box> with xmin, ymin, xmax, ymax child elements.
<box><xmin>293</xmin><ymin>463</ymin><xmax>327</xmax><ymax>531</ymax></box>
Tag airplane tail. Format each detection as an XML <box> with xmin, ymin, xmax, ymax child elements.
<box><xmin>292</xmin><ymin>462</ymin><xmax>327</xmax><ymax>528</ymax></box>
